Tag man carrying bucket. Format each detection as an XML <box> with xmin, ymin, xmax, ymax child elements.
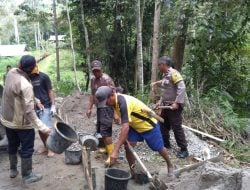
<box><xmin>85</xmin><ymin>60</ymin><xmax>118</xmax><ymax>166</ymax></box>
<box><xmin>0</xmin><ymin>55</ymin><xmax>51</xmax><ymax>184</ymax></box>
<box><xmin>95</xmin><ymin>86</ymin><xmax>174</xmax><ymax>176</ymax></box>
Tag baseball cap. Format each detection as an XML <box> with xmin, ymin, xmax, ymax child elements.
<box><xmin>91</xmin><ymin>60</ymin><xmax>102</xmax><ymax>71</ymax></box>
<box><xmin>95</xmin><ymin>86</ymin><xmax>113</xmax><ymax>108</ymax></box>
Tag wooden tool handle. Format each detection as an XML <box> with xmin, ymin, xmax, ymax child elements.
<box><xmin>126</xmin><ymin>140</ymin><xmax>153</xmax><ymax>180</ymax></box>
<box><xmin>141</xmin><ymin>108</ymin><xmax>164</xmax><ymax>123</ymax></box>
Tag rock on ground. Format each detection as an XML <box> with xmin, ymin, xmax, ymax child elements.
<box><xmin>160</xmin><ymin>162</ymin><xmax>250</xmax><ymax>190</ymax></box>
<box><xmin>241</xmin><ymin>168</ymin><xmax>250</xmax><ymax>190</ymax></box>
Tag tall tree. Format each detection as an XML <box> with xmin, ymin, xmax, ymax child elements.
<box><xmin>136</xmin><ymin>0</ymin><xmax>144</xmax><ymax>93</ymax></box>
<box><xmin>66</xmin><ymin>0</ymin><xmax>81</xmax><ymax>91</ymax></box>
<box><xmin>13</xmin><ymin>17</ymin><xmax>19</xmax><ymax>44</ymax></box>
<box><xmin>149</xmin><ymin>0</ymin><xmax>161</xmax><ymax>102</ymax></box>
<box><xmin>80</xmin><ymin>0</ymin><xmax>91</xmax><ymax>91</ymax></box>
<box><xmin>150</xmin><ymin>0</ymin><xmax>161</xmax><ymax>83</ymax></box>
<box><xmin>53</xmin><ymin>0</ymin><xmax>60</xmax><ymax>81</ymax></box>
<box><xmin>172</xmin><ymin>5</ymin><xmax>190</xmax><ymax>71</ymax></box>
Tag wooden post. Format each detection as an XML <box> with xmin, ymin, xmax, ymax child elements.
<box><xmin>82</xmin><ymin>147</ymin><xmax>94</xmax><ymax>190</ymax></box>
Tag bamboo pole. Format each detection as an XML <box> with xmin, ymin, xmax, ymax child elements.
<box><xmin>174</xmin><ymin>155</ymin><xmax>223</xmax><ymax>178</ymax></box>
<box><xmin>182</xmin><ymin>125</ymin><xmax>224</xmax><ymax>142</ymax></box>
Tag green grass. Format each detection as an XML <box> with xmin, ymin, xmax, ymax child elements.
<box><xmin>0</xmin><ymin>49</ymin><xmax>86</xmax><ymax>96</ymax></box>
<box><xmin>0</xmin><ymin>56</ymin><xmax>20</xmax><ymax>85</ymax></box>
<box><xmin>38</xmin><ymin>49</ymin><xmax>86</xmax><ymax>96</ymax></box>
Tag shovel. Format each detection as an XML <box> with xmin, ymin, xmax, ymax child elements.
<box><xmin>126</xmin><ymin>140</ymin><xmax>153</xmax><ymax>180</ymax></box>
<box><xmin>126</xmin><ymin>140</ymin><xmax>165</xmax><ymax>189</ymax></box>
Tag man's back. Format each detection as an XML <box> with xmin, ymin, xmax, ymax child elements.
<box><xmin>1</xmin><ymin>68</ymin><xmax>36</xmax><ymax>129</ymax></box>
<box><xmin>115</xmin><ymin>94</ymin><xmax>157</xmax><ymax>133</ymax></box>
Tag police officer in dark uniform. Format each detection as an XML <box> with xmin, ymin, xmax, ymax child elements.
<box><xmin>157</xmin><ymin>56</ymin><xmax>189</xmax><ymax>158</ymax></box>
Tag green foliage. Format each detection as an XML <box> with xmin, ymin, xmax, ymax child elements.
<box><xmin>223</xmin><ymin>141</ymin><xmax>250</xmax><ymax>162</ymax></box>
<box><xmin>201</xmin><ymin>88</ymin><xmax>247</xmax><ymax>132</ymax></box>
<box><xmin>135</xmin><ymin>91</ymin><xmax>150</xmax><ymax>104</ymax></box>
<box><xmin>53</xmin><ymin>74</ymin><xmax>76</xmax><ymax>96</ymax></box>
<box><xmin>0</xmin><ymin>56</ymin><xmax>20</xmax><ymax>85</ymax></box>
<box><xmin>183</xmin><ymin>85</ymin><xmax>248</xmax><ymax>148</ymax></box>
<box><xmin>39</xmin><ymin>49</ymin><xmax>86</xmax><ymax>96</ymax></box>
<box><xmin>184</xmin><ymin>0</ymin><xmax>249</xmax><ymax>114</ymax></box>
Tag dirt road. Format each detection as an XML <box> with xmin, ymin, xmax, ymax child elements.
<box><xmin>2</xmin><ymin>91</ymin><xmax>248</xmax><ymax>190</ymax></box>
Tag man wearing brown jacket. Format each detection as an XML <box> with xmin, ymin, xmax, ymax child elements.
<box><xmin>0</xmin><ymin>55</ymin><xmax>50</xmax><ymax>184</ymax></box>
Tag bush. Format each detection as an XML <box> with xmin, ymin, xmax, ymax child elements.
<box><xmin>184</xmin><ymin>87</ymin><xmax>247</xmax><ymax>141</ymax></box>
<box><xmin>54</xmin><ymin>75</ymin><xmax>76</xmax><ymax>96</ymax></box>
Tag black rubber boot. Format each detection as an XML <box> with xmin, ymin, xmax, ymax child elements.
<box><xmin>176</xmin><ymin>149</ymin><xmax>189</xmax><ymax>159</ymax></box>
<box><xmin>9</xmin><ymin>154</ymin><xmax>19</xmax><ymax>178</ymax></box>
<box><xmin>21</xmin><ymin>158</ymin><xmax>42</xmax><ymax>184</ymax></box>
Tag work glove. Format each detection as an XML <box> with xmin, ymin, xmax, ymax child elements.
<box><xmin>50</xmin><ymin>105</ymin><xmax>56</xmax><ymax>116</ymax></box>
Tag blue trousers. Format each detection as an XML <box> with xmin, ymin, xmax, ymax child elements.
<box><xmin>5</xmin><ymin>127</ymin><xmax>35</xmax><ymax>158</ymax></box>
<box><xmin>36</xmin><ymin>108</ymin><xmax>52</xmax><ymax>128</ymax></box>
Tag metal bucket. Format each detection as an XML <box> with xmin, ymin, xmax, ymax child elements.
<box><xmin>105</xmin><ymin>168</ymin><xmax>131</xmax><ymax>190</ymax></box>
<box><xmin>64</xmin><ymin>146</ymin><xmax>82</xmax><ymax>165</ymax></box>
<box><xmin>46</xmin><ymin>122</ymin><xmax>78</xmax><ymax>154</ymax></box>
<box><xmin>79</xmin><ymin>132</ymin><xmax>98</xmax><ymax>151</ymax></box>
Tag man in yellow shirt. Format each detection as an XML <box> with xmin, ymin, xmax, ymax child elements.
<box><xmin>95</xmin><ymin>86</ymin><xmax>174</xmax><ymax>176</ymax></box>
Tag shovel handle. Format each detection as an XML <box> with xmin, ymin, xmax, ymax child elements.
<box><xmin>141</xmin><ymin>108</ymin><xmax>164</xmax><ymax>123</ymax></box>
<box><xmin>159</xmin><ymin>106</ymin><xmax>173</xmax><ymax>109</ymax></box>
<box><xmin>126</xmin><ymin>140</ymin><xmax>153</xmax><ymax>180</ymax></box>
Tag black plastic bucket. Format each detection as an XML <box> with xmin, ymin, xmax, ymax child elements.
<box><xmin>46</xmin><ymin>122</ymin><xmax>78</xmax><ymax>154</ymax></box>
<box><xmin>105</xmin><ymin>168</ymin><xmax>131</xmax><ymax>190</ymax></box>
<box><xmin>64</xmin><ymin>146</ymin><xmax>82</xmax><ymax>165</ymax></box>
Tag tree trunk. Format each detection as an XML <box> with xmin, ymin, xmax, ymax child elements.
<box><xmin>34</xmin><ymin>23</ymin><xmax>38</xmax><ymax>50</ymax></box>
<box><xmin>150</xmin><ymin>0</ymin><xmax>161</xmax><ymax>83</ymax></box>
<box><xmin>136</xmin><ymin>0</ymin><xmax>144</xmax><ymax>93</ymax></box>
<box><xmin>149</xmin><ymin>0</ymin><xmax>161</xmax><ymax>103</ymax></box>
<box><xmin>172</xmin><ymin>9</ymin><xmax>189</xmax><ymax>71</ymax></box>
<box><xmin>53</xmin><ymin>0</ymin><xmax>60</xmax><ymax>81</ymax></box>
<box><xmin>37</xmin><ymin>22</ymin><xmax>43</xmax><ymax>50</ymax></box>
<box><xmin>66</xmin><ymin>0</ymin><xmax>81</xmax><ymax>92</ymax></box>
<box><xmin>80</xmin><ymin>0</ymin><xmax>91</xmax><ymax>92</ymax></box>
<box><xmin>134</xmin><ymin>59</ymin><xmax>138</xmax><ymax>93</ymax></box>
<box><xmin>13</xmin><ymin>17</ymin><xmax>19</xmax><ymax>44</ymax></box>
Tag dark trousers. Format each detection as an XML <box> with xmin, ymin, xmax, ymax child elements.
<box><xmin>5</xmin><ymin>127</ymin><xmax>35</xmax><ymax>158</ymax></box>
<box><xmin>160</xmin><ymin>108</ymin><xmax>187</xmax><ymax>150</ymax></box>
<box><xmin>96</xmin><ymin>107</ymin><xmax>114</xmax><ymax>137</ymax></box>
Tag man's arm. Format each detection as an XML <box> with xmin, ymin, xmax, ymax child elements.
<box><xmin>43</xmin><ymin>73</ymin><xmax>56</xmax><ymax>113</ymax></box>
<box><xmin>86</xmin><ymin>78</ymin><xmax>95</xmax><ymax>118</ymax></box>
<box><xmin>48</xmin><ymin>89</ymin><xmax>56</xmax><ymax>115</ymax></box>
<box><xmin>111</xmin><ymin>122</ymin><xmax>130</xmax><ymax>164</ymax></box>
<box><xmin>48</xmin><ymin>89</ymin><xmax>55</xmax><ymax>105</ymax></box>
<box><xmin>175</xmin><ymin>81</ymin><xmax>186</xmax><ymax>104</ymax></box>
<box><xmin>110</xmin><ymin>95</ymin><xmax>130</xmax><ymax>164</ymax></box>
<box><xmin>88</xmin><ymin>95</ymin><xmax>94</xmax><ymax>110</ymax></box>
<box><xmin>22</xmin><ymin>84</ymin><xmax>50</xmax><ymax>134</ymax></box>
<box><xmin>34</xmin><ymin>97</ymin><xmax>44</xmax><ymax>111</ymax></box>
<box><xmin>171</xmin><ymin>70</ymin><xmax>186</xmax><ymax>109</ymax></box>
